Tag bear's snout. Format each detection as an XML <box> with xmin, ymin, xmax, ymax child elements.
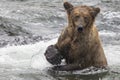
<box><xmin>77</xmin><ymin>26</ymin><xmax>83</xmax><ymax>32</ymax></box>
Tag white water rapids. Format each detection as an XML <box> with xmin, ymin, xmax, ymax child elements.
<box><xmin>0</xmin><ymin>31</ymin><xmax>120</xmax><ymax>71</ymax></box>
<box><xmin>0</xmin><ymin>0</ymin><xmax>120</xmax><ymax>80</ymax></box>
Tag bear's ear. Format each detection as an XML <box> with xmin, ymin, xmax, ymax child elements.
<box><xmin>90</xmin><ymin>6</ymin><xmax>100</xmax><ymax>18</ymax></box>
<box><xmin>63</xmin><ymin>2</ymin><xmax>74</xmax><ymax>14</ymax></box>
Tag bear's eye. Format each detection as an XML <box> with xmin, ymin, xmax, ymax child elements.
<box><xmin>74</xmin><ymin>15</ymin><xmax>80</xmax><ymax>21</ymax></box>
<box><xmin>75</xmin><ymin>15</ymin><xmax>80</xmax><ymax>19</ymax></box>
<box><xmin>84</xmin><ymin>16</ymin><xmax>89</xmax><ymax>23</ymax></box>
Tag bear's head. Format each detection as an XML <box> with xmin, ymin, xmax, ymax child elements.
<box><xmin>64</xmin><ymin>2</ymin><xmax>100</xmax><ymax>32</ymax></box>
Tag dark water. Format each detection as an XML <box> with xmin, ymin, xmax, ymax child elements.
<box><xmin>0</xmin><ymin>0</ymin><xmax>120</xmax><ymax>46</ymax></box>
<box><xmin>0</xmin><ymin>0</ymin><xmax>120</xmax><ymax>80</ymax></box>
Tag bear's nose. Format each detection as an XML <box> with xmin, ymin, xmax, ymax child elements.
<box><xmin>77</xmin><ymin>26</ymin><xmax>83</xmax><ymax>32</ymax></box>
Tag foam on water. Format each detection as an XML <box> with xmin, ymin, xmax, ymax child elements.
<box><xmin>0</xmin><ymin>32</ymin><xmax>120</xmax><ymax>71</ymax></box>
<box><xmin>103</xmin><ymin>11</ymin><xmax>120</xmax><ymax>19</ymax></box>
<box><xmin>105</xmin><ymin>45</ymin><xmax>120</xmax><ymax>66</ymax></box>
<box><xmin>100</xmin><ymin>31</ymin><xmax>120</xmax><ymax>66</ymax></box>
<box><xmin>0</xmin><ymin>38</ymin><xmax>57</xmax><ymax>69</ymax></box>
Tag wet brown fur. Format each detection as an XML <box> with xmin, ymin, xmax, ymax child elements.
<box><xmin>54</xmin><ymin>2</ymin><xmax>107</xmax><ymax>71</ymax></box>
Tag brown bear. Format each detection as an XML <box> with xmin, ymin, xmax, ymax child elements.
<box><xmin>45</xmin><ymin>2</ymin><xmax>107</xmax><ymax>71</ymax></box>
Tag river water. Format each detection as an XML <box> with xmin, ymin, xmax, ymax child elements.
<box><xmin>0</xmin><ymin>0</ymin><xmax>120</xmax><ymax>80</ymax></box>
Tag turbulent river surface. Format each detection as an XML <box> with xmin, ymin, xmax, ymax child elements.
<box><xmin>0</xmin><ymin>0</ymin><xmax>120</xmax><ymax>80</ymax></box>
